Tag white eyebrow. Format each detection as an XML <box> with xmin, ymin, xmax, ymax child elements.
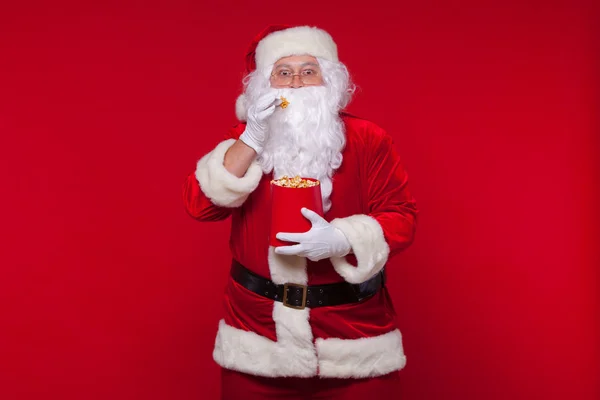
<box><xmin>274</xmin><ymin>62</ymin><xmax>320</xmax><ymax>69</ymax></box>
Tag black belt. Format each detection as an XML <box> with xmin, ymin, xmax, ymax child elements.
<box><xmin>230</xmin><ymin>259</ymin><xmax>385</xmax><ymax>310</ymax></box>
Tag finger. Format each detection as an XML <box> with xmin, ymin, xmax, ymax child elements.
<box><xmin>257</xmin><ymin>104</ymin><xmax>276</xmax><ymax>119</ymax></box>
<box><xmin>276</xmin><ymin>232</ymin><xmax>306</xmax><ymax>243</ymax></box>
<box><xmin>301</xmin><ymin>207</ymin><xmax>325</xmax><ymax>224</ymax></box>
<box><xmin>274</xmin><ymin>244</ymin><xmax>305</xmax><ymax>256</ymax></box>
<box><xmin>306</xmin><ymin>249</ymin><xmax>328</xmax><ymax>262</ymax></box>
<box><xmin>258</xmin><ymin>93</ymin><xmax>279</xmax><ymax>110</ymax></box>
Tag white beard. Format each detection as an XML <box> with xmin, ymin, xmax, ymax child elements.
<box><xmin>256</xmin><ymin>86</ymin><xmax>346</xmax><ymax>213</ymax></box>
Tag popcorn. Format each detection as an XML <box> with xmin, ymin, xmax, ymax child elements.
<box><xmin>271</xmin><ymin>175</ymin><xmax>319</xmax><ymax>188</ymax></box>
<box><xmin>279</xmin><ymin>96</ymin><xmax>290</xmax><ymax>109</ymax></box>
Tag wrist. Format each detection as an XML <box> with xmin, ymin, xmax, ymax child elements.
<box><xmin>334</xmin><ymin>227</ymin><xmax>352</xmax><ymax>257</ymax></box>
<box><xmin>234</xmin><ymin>137</ymin><xmax>258</xmax><ymax>156</ymax></box>
<box><xmin>239</xmin><ymin>129</ymin><xmax>263</xmax><ymax>155</ymax></box>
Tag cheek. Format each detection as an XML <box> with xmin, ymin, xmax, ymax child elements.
<box><xmin>313</xmin><ymin>76</ymin><xmax>325</xmax><ymax>86</ymax></box>
<box><xmin>269</xmin><ymin>78</ymin><xmax>288</xmax><ymax>89</ymax></box>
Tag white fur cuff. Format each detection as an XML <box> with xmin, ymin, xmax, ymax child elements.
<box><xmin>195</xmin><ymin>139</ymin><xmax>263</xmax><ymax>208</ymax></box>
<box><xmin>330</xmin><ymin>215</ymin><xmax>390</xmax><ymax>284</ymax></box>
<box><xmin>316</xmin><ymin>329</ymin><xmax>406</xmax><ymax>378</ymax></box>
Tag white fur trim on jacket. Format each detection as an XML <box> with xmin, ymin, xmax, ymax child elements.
<box><xmin>316</xmin><ymin>329</ymin><xmax>406</xmax><ymax>378</ymax></box>
<box><xmin>213</xmin><ymin>247</ymin><xmax>407</xmax><ymax>378</ymax></box>
<box><xmin>212</xmin><ymin>308</ymin><xmax>317</xmax><ymax>377</ymax></box>
<box><xmin>214</xmin><ymin>322</ymin><xmax>406</xmax><ymax>379</ymax></box>
<box><xmin>267</xmin><ymin>245</ymin><xmax>308</xmax><ymax>285</ymax></box>
<box><xmin>195</xmin><ymin>139</ymin><xmax>263</xmax><ymax>208</ymax></box>
<box><xmin>213</xmin><ymin>247</ymin><xmax>318</xmax><ymax>377</ymax></box>
<box><xmin>255</xmin><ymin>26</ymin><xmax>338</xmax><ymax>73</ymax></box>
<box><xmin>329</xmin><ymin>214</ymin><xmax>390</xmax><ymax>284</ymax></box>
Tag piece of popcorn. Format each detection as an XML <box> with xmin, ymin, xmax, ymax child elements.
<box><xmin>279</xmin><ymin>97</ymin><xmax>290</xmax><ymax>109</ymax></box>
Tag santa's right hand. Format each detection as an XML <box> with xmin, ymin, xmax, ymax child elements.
<box><xmin>239</xmin><ymin>92</ymin><xmax>281</xmax><ymax>154</ymax></box>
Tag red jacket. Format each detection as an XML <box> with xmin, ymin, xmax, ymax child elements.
<box><xmin>183</xmin><ymin>114</ymin><xmax>417</xmax><ymax>378</ymax></box>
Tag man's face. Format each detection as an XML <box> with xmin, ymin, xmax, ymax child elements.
<box><xmin>269</xmin><ymin>55</ymin><xmax>324</xmax><ymax>89</ymax></box>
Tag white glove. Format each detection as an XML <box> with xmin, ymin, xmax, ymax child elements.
<box><xmin>274</xmin><ymin>208</ymin><xmax>352</xmax><ymax>262</ymax></box>
<box><xmin>239</xmin><ymin>92</ymin><xmax>281</xmax><ymax>154</ymax></box>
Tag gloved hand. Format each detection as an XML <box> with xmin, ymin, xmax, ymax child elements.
<box><xmin>274</xmin><ymin>208</ymin><xmax>352</xmax><ymax>262</ymax></box>
<box><xmin>239</xmin><ymin>91</ymin><xmax>281</xmax><ymax>154</ymax></box>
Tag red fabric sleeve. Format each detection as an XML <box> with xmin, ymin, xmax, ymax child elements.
<box><xmin>367</xmin><ymin>127</ymin><xmax>418</xmax><ymax>257</ymax></box>
<box><xmin>182</xmin><ymin>172</ymin><xmax>233</xmax><ymax>221</ymax></box>
<box><xmin>181</xmin><ymin>123</ymin><xmax>246</xmax><ymax>222</ymax></box>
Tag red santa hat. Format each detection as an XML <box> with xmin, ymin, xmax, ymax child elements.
<box><xmin>236</xmin><ymin>25</ymin><xmax>339</xmax><ymax>121</ymax></box>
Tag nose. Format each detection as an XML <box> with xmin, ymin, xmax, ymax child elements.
<box><xmin>290</xmin><ymin>74</ymin><xmax>303</xmax><ymax>88</ymax></box>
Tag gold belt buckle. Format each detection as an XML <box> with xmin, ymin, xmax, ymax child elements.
<box><xmin>283</xmin><ymin>283</ymin><xmax>308</xmax><ymax>310</ymax></box>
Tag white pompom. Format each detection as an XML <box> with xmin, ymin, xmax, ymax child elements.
<box><xmin>235</xmin><ymin>94</ymin><xmax>247</xmax><ymax>121</ymax></box>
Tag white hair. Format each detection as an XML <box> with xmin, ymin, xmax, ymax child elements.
<box><xmin>241</xmin><ymin>58</ymin><xmax>355</xmax><ymax>212</ymax></box>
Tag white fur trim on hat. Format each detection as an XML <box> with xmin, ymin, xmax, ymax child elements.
<box><xmin>255</xmin><ymin>26</ymin><xmax>338</xmax><ymax>72</ymax></box>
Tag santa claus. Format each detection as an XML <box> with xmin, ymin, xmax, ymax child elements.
<box><xmin>183</xmin><ymin>25</ymin><xmax>418</xmax><ymax>399</ymax></box>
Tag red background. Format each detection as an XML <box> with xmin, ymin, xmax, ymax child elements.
<box><xmin>1</xmin><ymin>1</ymin><xmax>598</xmax><ymax>399</ymax></box>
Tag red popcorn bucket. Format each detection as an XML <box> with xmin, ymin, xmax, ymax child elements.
<box><xmin>270</xmin><ymin>177</ymin><xmax>324</xmax><ymax>247</ymax></box>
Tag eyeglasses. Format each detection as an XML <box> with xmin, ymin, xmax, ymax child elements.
<box><xmin>270</xmin><ymin>68</ymin><xmax>322</xmax><ymax>86</ymax></box>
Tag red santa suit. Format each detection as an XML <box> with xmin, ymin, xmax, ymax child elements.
<box><xmin>184</xmin><ymin>26</ymin><xmax>417</xmax><ymax>400</ymax></box>
<box><xmin>183</xmin><ymin>25</ymin><xmax>418</xmax><ymax>398</ymax></box>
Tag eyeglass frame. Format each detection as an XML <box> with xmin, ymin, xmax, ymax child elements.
<box><xmin>269</xmin><ymin>64</ymin><xmax>323</xmax><ymax>86</ymax></box>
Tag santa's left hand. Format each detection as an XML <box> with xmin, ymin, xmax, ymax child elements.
<box><xmin>275</xmin><ymin>208</ymin><xmax>351</xmax><ymax>261</ymax></box>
